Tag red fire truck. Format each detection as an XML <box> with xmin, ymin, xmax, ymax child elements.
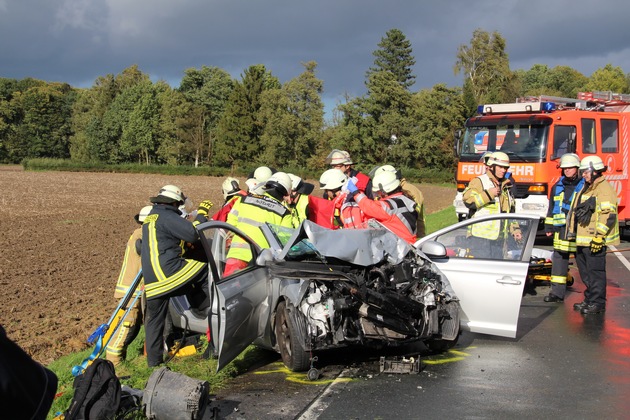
<box><xmin>453</xmin><ymin>91</ymin><xmax>630</xmax><ymax>233</ymax></box>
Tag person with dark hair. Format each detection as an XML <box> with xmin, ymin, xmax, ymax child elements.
<box><xmin>325</xmin><ymin>149</ymin><xmax>373</xmax><ymax>198</ymax></box>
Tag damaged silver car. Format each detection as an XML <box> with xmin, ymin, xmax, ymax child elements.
<box><xmin>169</xmin><ymin>214</ymin><xmax>538</xmax><ymax>372</ymax></box>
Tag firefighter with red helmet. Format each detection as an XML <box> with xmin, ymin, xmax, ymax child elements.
<box><xmin>567</xmin><ymin>155</ymin><xmax>620</xmax><ymax>314</ymax></box>
<box><xmin>543</xmin><ymin>153</ymin><xmax>585</xmax><ymax>303</ymax></box>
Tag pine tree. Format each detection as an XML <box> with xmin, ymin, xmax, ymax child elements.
<box><xmin>367</xmin><ymin>28</ymin><xmax>416</xmax><ymax>90</ymax></box>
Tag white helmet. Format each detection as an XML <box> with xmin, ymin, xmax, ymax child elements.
<box><xmin>221</xmin><ymin>177</ymin><xmax>241</xmax><ymax>200</ymax></box>
<box><xmin>319</xmin><ymin>168</ymin><xmax>348</xmax><ymax>190</ymax></box>
<box><xmin>264</xmin><ymin>172</ymin><xmax>292</xmax><ymax>196</ymax></box>
<box><xmin>373</xmin><ymin>170</ymin><xmax>401</xmax><ymax>194</ymax></box>
<box><xmin>559</xmin><ymin>153</ymin><xmax>580</xmax><ymax>169</ymax></box>
<box><xmin>151</xmin><ymin>184</ymin><xmax>186</xmax><ymax>204</ymax></box>
<box><xmin>246</xmin><ymin>178</ymin><xmax>264</xmax><ymax>195</ymax></box>
<box><xmin>374</xmin><ymin>164</ymin><xmax>401</xmax><ymax>180</ymax></box>
<box><xmin>135</xmin><ymin>205</ymin><xmax>153</xmax><ymax>223</ymax></box>
<box><xmin>487</xmin><ymin>151</ymin><xmax>510</xmax><ymax>168</ymax></box>
<box><xmin>579</xmin><ymin>155</ymin><xmax>605</xmax><ymax>171</ymax></box>
<box><xmin>325</xmin><ymin>149</ymin><xmax>353</xmax><ymax>166</ymax></box>
<box><xmin>253</xmin><ymin>166</ymin><xmax>273</xmax><ymax>183</ymax></box>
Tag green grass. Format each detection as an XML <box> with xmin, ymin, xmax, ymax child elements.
<box><xmin>46</xmin><ymin>328</ymin><xmax>271</xmax><ymax>419</ymax></box>
<box><xmin>47</xmin><ymin>206</ymin><xmax>459</xmax><ymax>418</ymax></box>
<box><xmin>426</xmin><ymin>205</ymin><xmax>458</xmax><ymax>234</ymax></box>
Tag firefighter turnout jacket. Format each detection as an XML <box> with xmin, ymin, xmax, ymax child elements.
<box><xmin>568</xmin><ymin>176</ymin><xmax>620</xmax><ymax>247</ymax></box>
<box><xmin>114</xmin><ymin>227</ymin><xmax>143</xmax><ymax>298</ymax></box>
<box><xmin>545</xmin><ymin>176</ymin><xmax>585</xmax><ymax>252</ymax></box>
<box><xmin>141</xmin><ymin>204</ymin><xmax>207</xmax><ymax>299</ymax></box>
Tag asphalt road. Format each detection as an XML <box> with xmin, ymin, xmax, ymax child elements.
<box><xmin>207</xmin><ymin>239</ymin><xmax>630</xmax><ymax>420</ymax></box>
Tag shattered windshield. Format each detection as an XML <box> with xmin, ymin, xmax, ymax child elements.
<box><xmin>459</xmin><ymin>122</ymin><xmax>550</xmax><ymax>163</ymax></box>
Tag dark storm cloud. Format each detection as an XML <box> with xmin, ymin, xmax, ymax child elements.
<box><xmin>2</xmin><ymin>0</ymin><xmax>630</xmax><ymax>105</ymax></box>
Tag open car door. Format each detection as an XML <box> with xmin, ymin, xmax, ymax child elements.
<box><xmin>196</xmin><ymin>221</ymin><xmax>270</xmax><ymax>371</ymax></box>
<box><xmin>416</xmin><ymin>214</ymin><xmax>538</xmax><ymax>338</ymax></box>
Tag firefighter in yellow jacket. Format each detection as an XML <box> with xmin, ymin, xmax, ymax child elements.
<box><xmin>105</xmin><ymin>205</ymin><xmax>152</xmax><ymax>365</ymax></box>
<box><xmin>462</xmin><ymin>151</ymin><xmax>522</xmax><ymax>258</ymax></box>
<box><xmin>568</xmin><ymin>155</ymin><xmax>619</xmax><ymax>314</ymax></box>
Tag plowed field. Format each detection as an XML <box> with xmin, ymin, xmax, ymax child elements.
<box><xmin>0</xmin><ymin>166</ymin><xmax>455</xmax><ymax>364</ymax></box>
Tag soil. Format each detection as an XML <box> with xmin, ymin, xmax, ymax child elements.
<box><xmin>0</xmin><ymin>165</ymin><xmax>455</xmax><ymax>364</ymax></box>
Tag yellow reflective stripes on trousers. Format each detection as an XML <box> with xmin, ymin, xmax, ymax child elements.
<box><xmin>550</xmin><ymin>275</ymin><xmax>567</xmax><ymax>284</ymax></box>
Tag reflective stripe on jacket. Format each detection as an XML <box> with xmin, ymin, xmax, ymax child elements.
<box><xmin>545</xmin><ymin>176</ymin><xmax>584</xmax><ymax>251</ymax></box>
<box><xmin>463</xmin><ymin>173</ymin><xmax>517</xmax><ymax>240</ymax></box>
<box><xmin>354</xmin><ymin>192</ymin><xmax>417</xmax><ymax>244</ymax></box>
<box><xmin>114</xmin><ymin>227</ymin><xmax>143</xmax><ymax>298</ymax></box>
<box><xmin>141</xmin><ymin>204</ymin><xmax>206</xmax><ymax>299</ymax></box>
<box><xmin>569</xmin><ymin>177</ymin><xmax>620</xmax><ymax>247</ymax></box>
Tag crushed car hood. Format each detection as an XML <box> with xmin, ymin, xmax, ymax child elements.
<box><xmin>277</xmin><ymin>220</ymin><xmax>412</xmax><ymax>266</ymax></box>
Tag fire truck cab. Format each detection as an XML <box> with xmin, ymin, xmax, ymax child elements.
<box><xmin>453</xmin><ymin>91</ymin><xmax>630</xmax><ymax>233</ymax></box>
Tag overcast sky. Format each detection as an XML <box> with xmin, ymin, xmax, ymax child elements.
<box><xmin>2</xmin><ymin>0</ymin><xmax>630</xmax><ymax>113</ymax></box>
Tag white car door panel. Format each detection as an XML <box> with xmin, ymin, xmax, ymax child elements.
<box><xmin>417</xmin><ymin>214</ymin><xmax>538</xmax><ymax>338</ymax></box>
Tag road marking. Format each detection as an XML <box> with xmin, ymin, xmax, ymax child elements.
<box><xmin>297</xmin><ymin>367</ymin><xmax>358</xmax><ymax>419</ymax></box>
<box><xmin>253</xmin><ymin>362</ymin><xmax>352</xmax><ymax>385</ymax></box>
<box><xmin>609</xmin><ymin>245</ymin><xmax>630</xmax><ymax>272</ymax></box>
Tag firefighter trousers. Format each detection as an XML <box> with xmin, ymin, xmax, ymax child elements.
<box><xmin>549</xmin><ymin>249</ymin><xmax>571</xmax><ymax>299</ymax></box>
<box><xmin>575</xmin><ymin>245</ymin><xmax>607</xmax><ymax>306</ymax></box>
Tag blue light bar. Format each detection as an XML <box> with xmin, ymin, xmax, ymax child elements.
<box><xmin>477</xmin><ymin>105</ymin><xmax>484</xmax><ymax>114</ymax></box>
<box><xmin>542</xmin><ymin>102</ymin><xmax>556</xmax><ymax>111</ymax></box>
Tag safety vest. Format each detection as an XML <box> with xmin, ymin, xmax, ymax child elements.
<box><xmin>468</xmin><ymin>174</ymin><xmax>502</xmax><ymax>239</ymax></box>
<box><xmin>383</xmin><ymin>194</ymin><xmax>418</xmax><ymax>236</ymax></box>
<box><xmin>290</xmin><ymin>194</ymin><xmax>310</xmax><ymax>228</ymax></box>
<box><xmin>570</xmin><ymin>177</ymin><xmax>620</xmax><ymax>247</ymax></box>
<box><xmin>226</xmin><ymin>193</ymin><xmax>293</xmax><ymax>262</ymax></box>
<box><xmin>114</xmin><ymin>227</ymin><xmax>143</xmax><ymax>299</ymax></box>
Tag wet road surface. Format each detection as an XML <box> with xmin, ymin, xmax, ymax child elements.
<box><xmin>207</xmin><ymin>241</ymin><xmax>630</xmax><ymax>419</ymax></box>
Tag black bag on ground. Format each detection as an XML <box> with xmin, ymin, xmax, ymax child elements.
<box><xmin>65</xmin><ymin>358</ymin><xmax>121</xmax><ymax>420</ymax></box>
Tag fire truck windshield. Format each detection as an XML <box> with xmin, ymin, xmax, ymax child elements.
<box><xmin>459</xmin><ymin>122</ymin><xmax>550</xmax><ymax>163</ymax></box>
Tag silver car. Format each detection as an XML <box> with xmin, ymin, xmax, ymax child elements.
<box><xmin>169</xmin><ymin>214</ymin><xmax>538</xmax><ymax>372</ymax></box>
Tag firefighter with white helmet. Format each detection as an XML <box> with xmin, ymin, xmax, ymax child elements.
<box><xmin>567</xmin><ymin>155</ymin><xmax>619</xmax><ymax>314</ymax></box>
<box><xmin>225</xmin><ymin>172</ymin><xmax>294</xmax><ymax>275</ymax></box>
<box><xmin>246</xmin><ymin>166</ymin><xmax>276</xmax><ymax>195</ymax></box>
<box><xmin>142</xmin><ymin>185</ymin><xmax>210</xmax><ymax>367</ymax></box>
<box><xmin>345</xmin><ymin>170</ymin><xmax>418</xmax><ymax>244</ymax></box>
<box><xmin>211</xmin><ymin>177</ymin><xmax>247</xmax><ymax>222</ymax></box>
<box><xmin>325</xmin><ymin>149</ymin><xmax>373</xmax><ymax>198</ymax></box>
<box><xmin>313</xmin><ymin>168</ymin><xmax>350</xmax><ymax>229</ymax></box>
<box><xmin>373</xmin><ymin>165</ymin><xmax>426</xmax><ymax>237</ymax></box>
<box><xmin>462</xmin><ymin>151</ymin><xmax>521</xmax><ymax>258</ymax></box>
<box><xmin>543</xmin><ymin>153</ymin><xmax>585</xmax><ymax>303</ymax></box>
<box><xmin>105</xmin><ymin>205</ymin><xmax>152</xmax><ymax>365</ymax></box>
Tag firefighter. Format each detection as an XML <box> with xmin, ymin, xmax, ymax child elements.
<box><xmin>568</xmin><ymin>155</ymin><xmax>620</xmax><ymax>314</ymax></box>
<box><xmin>105</xmin><ymin>205</ymin><xmax>152</xmax><ymax>365</ymax></box>
<box><xmin>287</xmin><ymin>173</ymin><xmax>315</xmax><ymax>228</ymax></box>
<box><xmin>325</xmin><ymin>149</ymin><xmax>373</xmax><ymax>198</ymax></box>
<box><xmin>462</xmin><ymin>151</ymin><xmax>521</xmax><ymax>258</ymax></box>
<box><xmin>245</xmin><ymin>166</ymin><xmax>275</xmax><ymax>195</ymax></box>
<box><xmin>224</xmin><ymin>172</ymin><xmax>294</xmax><ymax>276</ymax></box>
<box><xmin>312</xmin><ymin>168</ymin><xmax>349</xmax><ymax>229</ymax></box>
<box><xmin>141</xmin><ymin>185</ymin><xmax>211</xmax><ymax>367</ymax></box>
<box><xmin>373</xmin><ymin>165</ymin><xmax>426</xmax><ymax>237</ymax></box>
<box><xmin>543</xmin><ymin>153</ymin><xmax>584</xmax><ymax>303</ymax></box>
<box><xmin>346</xmin><ymin>170</ymin><xmax>418</xmax><ymax>244</ymax></box>
<box><xmin>211</xmin><ymin>177</ymin><xmax>247</xmax><ymax>222</ymax></box>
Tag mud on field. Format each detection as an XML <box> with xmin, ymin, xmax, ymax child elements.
<box><xmin>0</xmin><ymin>166</ymin><xmax>455</xmax><ymax>364</ymax></box>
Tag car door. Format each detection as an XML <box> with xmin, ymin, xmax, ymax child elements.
<box><xmin>416</xmin><ymin>214</ymin><xmax>538</xmax><ymax>338</ymax></box>
<box><xmin>196</xmin><ymin>221</ymin><xmax>271</xmax><ymax>371</ymax></box>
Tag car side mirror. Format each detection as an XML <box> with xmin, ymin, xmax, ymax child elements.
<box><xmin>419</xmin><ymin>241</ymin><xmax>447</xmax><ymax>259</ymax></box>
<box><xmin>256</xmin><ymin>248</ymin><xmax>274</xmax><ymax>265</ymax></box>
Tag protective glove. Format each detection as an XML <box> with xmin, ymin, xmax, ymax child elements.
<box><xmin>197</xmin><ymin>199</ymin><xmax>214</xmax><ymax>216</ymax></box>
<box><xmin>574</xmin><ymin>197</ymin><xmax>596</xmax><ymax>226</ymax></box>
<box><xmin>346</xmin><ymin>179</ymin><xmax>358</xmax><ymax>194</ymax></box>
<box><xmin>589</xmin><ymin>236</ymin><xmax>605</xmax><ymax>254</ymax></box>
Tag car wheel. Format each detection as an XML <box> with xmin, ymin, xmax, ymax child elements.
<box><xmin>275</xmin><ymin>301</ymin><xmax>311</xmax><ymax>372</ymax></box>
<box><xmin>425</xmin><ymin>336</ymin><xmax>459</xmax><ymax>353</ymax></box>
<box><xmin>425</xmin><ymin>301</ymin><xmax>460</xmax><ymax>353</ymax></box>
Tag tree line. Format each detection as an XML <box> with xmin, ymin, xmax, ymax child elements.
<box><xmin>1</xmin><ymin>28</ymin><xmax>629</xmax><ymax>174</ymax></box>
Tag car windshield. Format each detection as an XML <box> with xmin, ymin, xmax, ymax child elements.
<box><xmin>459</xmin><ymin>123</ymin><xmax>550</xmax><ymax>163</ymax></box>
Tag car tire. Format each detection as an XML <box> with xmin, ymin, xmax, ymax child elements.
<box><xmin>275</xmin><ymin>301</ymin><xmax>311</xmax><ymax>372</ymax></box>
<box><xmin>425</xmin><ymin>301</ymin><xmax>460</xmax><ymax>353</ymax></box>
